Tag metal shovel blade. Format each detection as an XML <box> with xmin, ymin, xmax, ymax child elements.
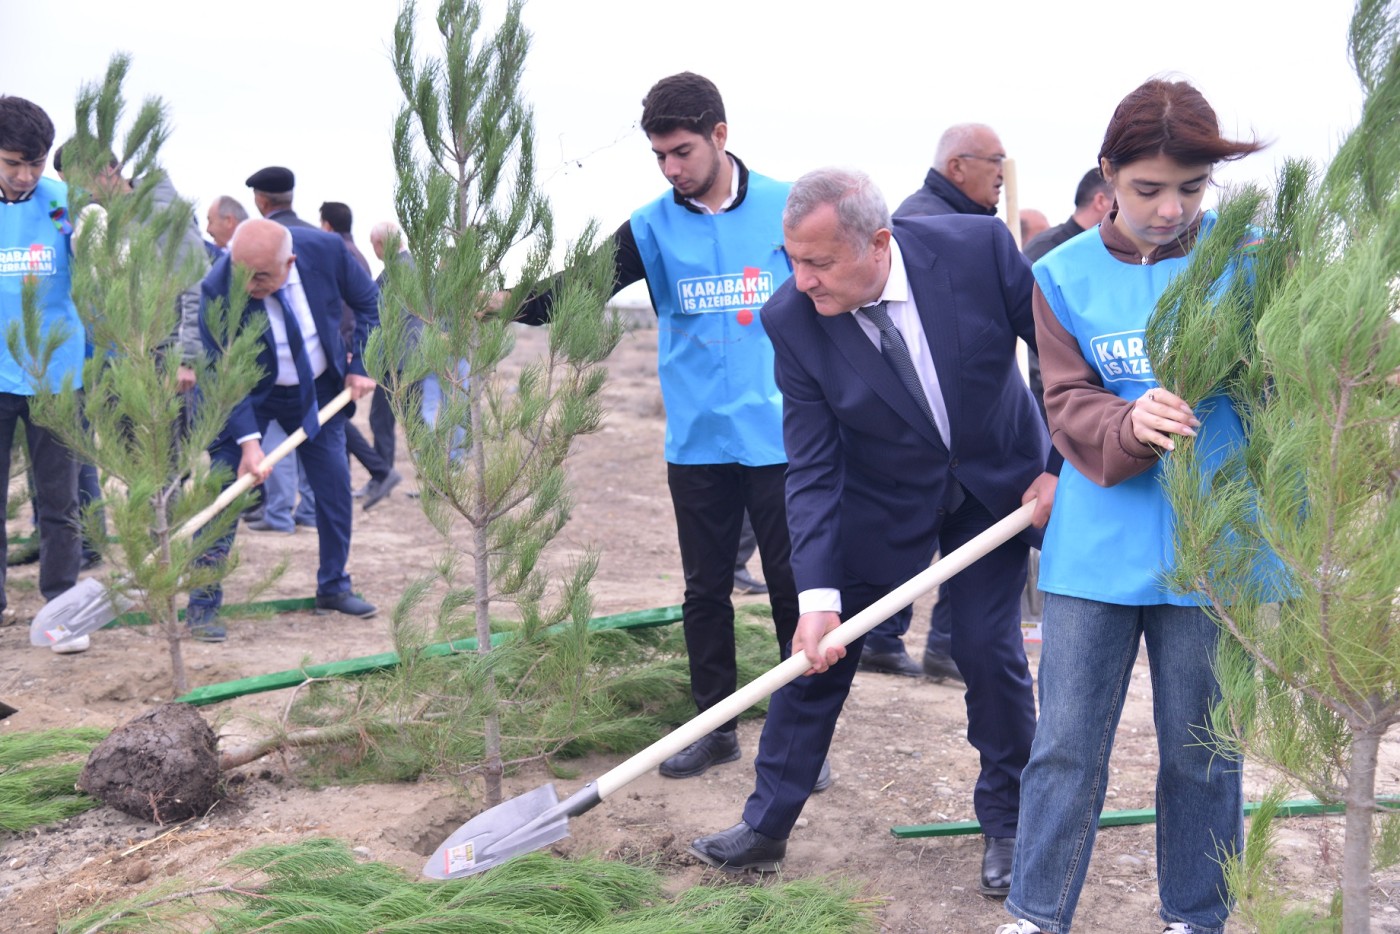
<box><xmin>423</xmin><ymin>783</ymin><xmax>570</xmax><ymax>880</ymax></box>
<box><xmin>29</xmin><ymin>578</ymin><xmax>137</xmax><ymax>647</ymax></box>
<box><xmin>0</xmin><ymin>700</ymin><xmax>17</xmax><ymax>720</ymax></box>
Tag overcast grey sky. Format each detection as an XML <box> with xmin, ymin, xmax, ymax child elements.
<box><xmin>9</xmin><ymin>0</ymin><xmax>1365</xmax><ymax>301</ymax></box>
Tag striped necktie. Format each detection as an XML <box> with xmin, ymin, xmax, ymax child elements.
<box><xmin>862</xmin><ymin>301</ymin><xmax>936</xmax><ymax>427</ymax></box>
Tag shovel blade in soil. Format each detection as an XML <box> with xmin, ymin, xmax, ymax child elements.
<box><xmin>0</xmin><ymin>700</ymin><xmax>16</xmax><ymax>720</ymax></box>
<box><xmin>423</xmin><ymin>783</ymin><xmax>570</xmax><ymax>879</ymax></box>
<box><xmin>29</xmin><ymin>578</ymin><xmax>136</xmax><ymax>647</ymax></box>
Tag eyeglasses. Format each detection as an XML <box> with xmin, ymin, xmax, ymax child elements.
<box><xmin>958</xmin><ymin>153</ymin><xmax>1007</xmax><ymax>165</ymax></box>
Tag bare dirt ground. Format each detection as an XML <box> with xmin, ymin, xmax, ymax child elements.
<box><xmin>1</xmin><ymin>318</ymin><xmax>1397</xmax><ymax>932</ymax></box>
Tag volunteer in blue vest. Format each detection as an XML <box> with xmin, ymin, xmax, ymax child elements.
<box><xmin>515</xmin><ymin>72</ymin><xmax>827</xmax><ymax>791</ymax></box>
<box><xmin>0</xmin><ymin>96</ymin><xmax>85</xmax><ymax>653</ymax></box>
<box><xmin>998</xmin><ymin>79</ymin><xmax>1278</xmax><ymax>934</ymax></box>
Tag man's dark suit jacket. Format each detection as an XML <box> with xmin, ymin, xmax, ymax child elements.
<box><xmin>199</xmin><ymin>226</ymin><xmax>379</xmax><ymax>442</ymax></box>
<box><xmin>268</xmin><ymin>208</ymin><xmax>315</xmax><ymax>230</ymax></box>
<box><xmin>760</xmin><ymin>214</ymin><xmax>1056</xmax><ymax>594</ymax></box>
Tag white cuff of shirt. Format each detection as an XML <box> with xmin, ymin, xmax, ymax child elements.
<box><xmin>236</xmin><ymin>432</ymin><xmax>262</xmax><ymax>445</ymax></box>
<box><xmin>798</xmin><ymin>587</ymin><xmax>842</xmax><ymax>616</ymax></box>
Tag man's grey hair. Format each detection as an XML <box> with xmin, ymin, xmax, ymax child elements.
<box><xmin>255</xmin><ymin>188</ymin><xmax>293</xmax><ymax>209</ymax></box>
<box><xmin>783</xmin><ymin>168</ymin><xmax>890</xmax><ymax>253</ymax></box>
<box><xmin>213</xmin><ymin>195</ymin><xmax>248</xmax><ymax>222</ymax></box>
<box><xmin>369</xmin><ymin>220</ymin><xmax>400</xmax><ymax>246</ymax></box>
<box><xmin>933</xmin><ymin>122</ymin><xmax>998</xmax><ymax>171</ymax></box>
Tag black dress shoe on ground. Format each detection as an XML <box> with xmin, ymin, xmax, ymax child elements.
<box><xmin>688</xmin><ymin>821</ymin><xmax>786</xmax><ymax>873</ymax></box>
<box><xmin>185</xmin><ymin>605</ymin><xmax>227</xmax><ymax>643</ymax></box>
<box><xmin>658</xmin><ymin>729</ymin><xmax>739</xmax><ymax>778</ymax></box>
<box><xmin>245</xmin><ymin>519</ymin><xmax>295</xmax><ymax>534</ymax></box>
<box><xmin>363</xmin><ymin>469</ymin><xmax>402</xmax><ymax>511</ymax></box>
<box><xmin>922</xmin><ymin>648</ymin><xmax>965</xmax><ymax>684</ymax></box>
<box><xmin>980</xmin><ymin>835</ymin><xmax>1014</xmax><ymax>897</ymax></box>
<box><xmin>812</xmin><ymin>757</ymin><xmax>833</xmax><ymax>793</ymax></box>
<box><xmin>732</xmin><ymin>567</ymin><xmax>768</xmax><ymax>595</ymax></box>
<box><xmin>857</xmin><ymin>647</ymin><xmax>923</xmax><ymax>677</ymax></box>
<box><xmin>314</xmin><ymin>592</ymin><xmax>378</xmax><ymax>618</ymax></box>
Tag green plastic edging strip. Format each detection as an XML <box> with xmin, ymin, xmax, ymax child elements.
<box><xmin>110</xmin><ymin>595</ymin><xmax>325</xmax><ymax>628</ymax></box>
<box><xmin>176</xmin><ymin>604</ymin><xmax>684</xmax><ymax>706</ymax></box>
<box><xmin>890</xmin><ymin>795</ymin><xmax>1400</xmax><ymax>838</ymax></box>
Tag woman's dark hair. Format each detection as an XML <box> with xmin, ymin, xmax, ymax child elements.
<box><xmin>1099</xmin><ymin>79</ymin><xmax>1265</xmax><ymax>171</ymax></box>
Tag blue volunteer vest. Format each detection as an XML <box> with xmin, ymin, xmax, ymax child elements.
<box><xmin>0</xmin><ymin>177</ymin><xmax>85</xmax><ymax>393</ymax></box>
<box><xmin>630</xmin><ymin>172</ymin><xmax>791</xmax><ymax>465</ymax></box>
<box><xmin>1033</xmin><ymin>212</ymin><xmax>1282</xmax><ymax>605</ymax></box>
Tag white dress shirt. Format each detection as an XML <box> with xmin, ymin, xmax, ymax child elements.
<box><xmin>265</xmin><ymin>264</ymin><xmax>329</xmax><ymax>385</ymax></box>
<box><xmin>238</xmin><ymin>264</ymin><xmax>331</xmax><ymax>444</ymax></box>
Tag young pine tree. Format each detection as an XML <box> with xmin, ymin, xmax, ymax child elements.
<box><xmin>367</xmin><ymin>0</ymin><xmax>621</xmax><ymax>805</ymax></box>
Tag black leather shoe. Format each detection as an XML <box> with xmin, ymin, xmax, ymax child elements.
<box><xmin>315</xmin><ymin>592</ymin><xmax>378</xmax><ymax>618</ymax></box>
<box><xmin>659</xmin><ymin>729</ymin><xmax>739</xmax><ymax>778</ymax></box>
<box><xmin>732</xmin><ymin>567</ymin><xmax>768</xmax><ymax>595</ymax></box>
<box><xmin>858</xmin><ymin>647</ymin><xmax>923</xmax><ymax>677</ymax></box>
<box><xmin>689</xmin><ymin>821</ymin><xmax>786</xmax><ymax>872</ymax></box>
<box><xmin>363</xmin><ymin>470</ymin><xmax>402</xmax><ymax>511</ymax></box>
<box><xmin>812</xmin><ymin>757</ymin><xmax>833</xmax><ymax>793</ymax></box>
<box><xmin>245</xmin><ymin>518</ymin><xmax>295</xmax><ymax>534</ymax></box>
<box><xmin>980</xmin><ymin>835</ymin><xmax>1014</xmax><ymax>897</ymax></box>
<box><xmin>922</xmin><ymin>648</ymin><xmax>965</xmax><ymax>684</ymax></box>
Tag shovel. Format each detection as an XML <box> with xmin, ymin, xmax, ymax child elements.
<box><xmin>423</xmin><ymin>499</ymin><xmax>1038</xmax><ymax>879</ymax></box>
<box><xmin>30</xmin><ymin>388</ymin><xmax>354</xmax><ymax>648</ymax></box>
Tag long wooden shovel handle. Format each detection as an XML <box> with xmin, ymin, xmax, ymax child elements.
<box><xmin>174</xmin><ymin>387</ymin><xmax>354</xmax><ymax>541</ymax></box>
<box><xmin>593</xmin><ymin>500</ymin><xmax>1037</xmax><ymax>800</ymax></box>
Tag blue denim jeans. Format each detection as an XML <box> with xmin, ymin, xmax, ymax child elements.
<box><xmin>1006</xmin><ymin>593</ymin><xmax>1241</xmax><ymax>934</ymax></box>
<box><xmin>259</xmin><ymin>421</ymin><xmax>316</xmax><ymax>530</ymax></box>
<box><xmin>420</xmin><ymin>360</ymin><xmax>470</xmax><ymax>461</ymax></box>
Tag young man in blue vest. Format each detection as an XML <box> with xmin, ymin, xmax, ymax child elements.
<box><xmin>516</xmin><ymin>73</ymin><xmax>825</xmax><ymax>789</ymax></box>
<box><xmin>0</xmin><ymin>97</ymin><xmax>85</xmax><ymax>652</ymax></box>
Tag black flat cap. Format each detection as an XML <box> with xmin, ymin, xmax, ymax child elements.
<box><xmin>245</xmin><ymin>166</ymin><xmax>295</xmax><ymax>193</ymax></box>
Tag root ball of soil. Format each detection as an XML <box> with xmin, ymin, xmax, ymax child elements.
<box><xmin>77</xmin><ymin>702</ymin><xmax>220</xmax><ymax>823</ymax></box>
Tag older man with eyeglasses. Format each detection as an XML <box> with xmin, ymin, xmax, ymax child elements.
<box><xmin>893</xmin><ymin>123</ymin><xmax>1007</xmax><ymax>219</ymax></box>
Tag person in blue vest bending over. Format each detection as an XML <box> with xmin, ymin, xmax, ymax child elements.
<box><xmin>515</xmin><ymin>72</ymin><xmax>827</xmax><ymax>791</ymax></box>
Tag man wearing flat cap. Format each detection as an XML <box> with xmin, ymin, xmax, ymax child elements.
<box><xmin>246</xmin><ymin>166</ymin><xmax>313</xmax><ymax>229</ymax></box>
<box><xmin>244</xmin><ymin>165</ymin><xmax>318</xmax><ymax>537</ymax></box>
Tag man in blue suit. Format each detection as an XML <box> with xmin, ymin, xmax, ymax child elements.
<box><xmin>186</xmin><ymin>218</ymin><xmax>379</xmax><ymax>641</ymax></box>
<box><xmin>689</xmin><ymin>168</ymin><xmax>1057</xmax><ymax>896</ymax></box>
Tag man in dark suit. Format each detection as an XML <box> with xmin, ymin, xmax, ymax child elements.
<box><xmin>689</xmin><ymin>168</ymin><xmax>1057</xmax><ymax>896</ymax></box>
<box><xmin>185</xmin><ymin>218</ymin><xmax>379</xmax><ymax>641</ymax></box>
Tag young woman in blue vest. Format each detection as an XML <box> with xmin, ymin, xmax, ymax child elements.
<box><xmin>996</xmin><ymin>79</ymin><xmax>1275</xmax><ymax>934</ymax></box>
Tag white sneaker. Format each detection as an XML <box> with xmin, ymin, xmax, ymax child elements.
<box><xmin>50</xmin><ymin>634</ymin><xmax>91</xmax><ymax>654</ymax></box>
<box><xmin>1163</xmin><ymin>926</ymin><xmax>1195</xmax><ymax>934</ymax></box>
<box><xmin>995</xmin><ymin>922</ymin><xmax>1042</xmax><ymax>934</ymax></box>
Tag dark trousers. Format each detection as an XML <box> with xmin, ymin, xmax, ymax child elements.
<box><xmin>368</xmin><ymin>384</ymin><xmax>395</xmax><ymax>466</ymax></box>
<box><xmin>0</xmin><ymin>393</ymin><xmax>79</xmax><ymax>610</ymax></box>
<box><xmin>345</xmin><ymin>420</ymin><xmax>391</xmax><ymax>483</ymax></box>
<box><xmin>742</xmin><ymin>488</ymin><xmax>1035</xmax><ymax>839</ymax></box>
<box><xmin>667</xmin><ymin>462</ymin><xmax>799</xmax><ymax>733</ymax></box>
<box><xmin>191</xmin><ymin>373</ymin><xmax>354</xmax><ymax>610</ymax></box>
